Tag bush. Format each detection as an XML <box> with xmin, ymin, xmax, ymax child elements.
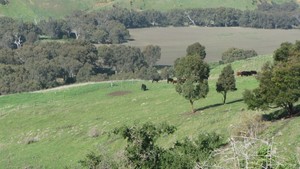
<box><xmin>113</xmin><ymin>122</ymin><xmax>225</xmax><ymax>168</ymax></box>
<box><xmin>79</xmin><ymin>152</ymin><xmax>102</xmax><ymax>169</ymax></box>
<box><xmin>221</xmin><ymin>47</ymin><xmax>258</xmax><ymax>63</ymax></box>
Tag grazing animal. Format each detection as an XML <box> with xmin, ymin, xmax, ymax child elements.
<box><xmin>152</xmin><ymin>78</ymin><xmax>160</xmax><ymax>83</ymax></box>
<box><xmin>250</xmin><ymin>70</ymin><xmax>257</xmax><ymax>75</ymax></box>
<box><xmin>237</xmin><ymin>71</ymin><xmax>257</xmax><ymax>76</ymax></box>
<box><xmin>167</xmin><ymin>78</ymin><xmax>173</xmax><ymax>83</ymax></box>
<box><xmin>172</xmin><ymin>80</ymin><xmax>177</xmax><ymax>84</ymax></box>
<box><xmin>141</xmin><ymin>84</ymin><xmax>147</xmax><ymax>91</ymax></box>
<box><xmin>241</xmin><ymin>71</ymin><xmax>252</xmax><ymax>76</ymax></box>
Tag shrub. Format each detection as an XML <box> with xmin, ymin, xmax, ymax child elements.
<box><xmin>113</xmin><ymin>122</ymin><xmax>225</xmax><ymax>168</ymax></box>
<box><xmin>79</xmin><ymin>152</ymin><xmax>102</xmax><ymax>169</ymax></box>
<box><xmin>221</xmin><ymin>47</ymin><xmax>258</xmax><ymax>63</ymax></box>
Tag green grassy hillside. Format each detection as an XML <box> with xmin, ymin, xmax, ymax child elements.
<box><xmin>1</xmin><ymin>55</ymin><xmax>299</xmax><ymax>168</ymax></box>
<box><xmin>0</xmin><ymin>0</ymin><xmax>296</xmax><ymax>21</ymax></box>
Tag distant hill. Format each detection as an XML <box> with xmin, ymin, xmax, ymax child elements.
<box><xmin>0</xmin><ymin>0</ymin><xmax>298</xmax><ymax>21</ymax></box>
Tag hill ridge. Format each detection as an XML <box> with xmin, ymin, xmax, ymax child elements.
<box><xmin>0</xmin><ymin>0</ymin><xmax>297</xmax><ymax>21</ymax></box>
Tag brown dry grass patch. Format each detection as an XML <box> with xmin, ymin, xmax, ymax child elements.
<box><xmin>126</xmin><ymin>27</ymin><xmax>300</xmax><ymax>65</ymax></box>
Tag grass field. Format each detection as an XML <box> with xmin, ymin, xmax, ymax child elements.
<box><xmin>0</xmin><ymin>0</ymin><xmax>296</xmax><ymax>21</ymax></box>
<box><xmin>126</xmin><ymin>27</ymin><xmax>300</xmax><ymax>65</ymax></box>
<box><xmin>1</xmin><ymin>55</ymin><xmax>300</xmax><ymax>168</ymax></box>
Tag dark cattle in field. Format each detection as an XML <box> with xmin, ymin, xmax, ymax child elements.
<box><xmin>237</xmin><ymin>71</ymin><xmax>256</xmax><ymax>76</ymax></box>
<box><xmin>241</xmin><ymin>71</ymin><xmax>252</xmax><ymax>76</ymax></box>
<box><xmin>141</xmin><ymin>84</ymin><xmax>147</xmax><ymax>91</ymax></box>
<box><xmin>172</xmin><ymin>80</ymin><xmax>177</xmax><ymax>84</ymax></box>
<box><xmin>250</xmin><ymin>70</ymin><xmax>257</xmax><ymax>75</ymax></box>
<box><xmin>152</xmin><ymin>78</ymin><xmax>160</xmax><ymax>83</ymax></box>
<box><xmin>167</xmin><ymin>78</ymin><xmax>173</xmax><ymax>83</ymax></box>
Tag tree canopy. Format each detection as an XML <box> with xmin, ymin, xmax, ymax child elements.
<box><xmin>142</xmin><ymin>45</ymin><xmax>161</xmax><ymax>67</ymax></box>
<box><xmin>186</xmin><ymin>42</ymin><xmax>206</xmax><ymax>59</ymax></box>
<box><xmin>174</xmin><ymin>53</ymin><xmax>210</xmax><ymax>113</ymax></box>
<box><xmin>243</xmin><ymin>41</ymin><xmax>300</xmax><ymax>115</ymax></box>
<box><xmin>216</xmin><ymin>64</ymin><xmax>237</xmax><ymax>104</ymax></box>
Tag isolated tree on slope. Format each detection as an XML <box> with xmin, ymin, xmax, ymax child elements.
<box><xmin>243</xmin><ymin>41</ymin><xmax>300</xmax><ymax>115</ymax></box>
<box><xmin>216</xmin><ymin>64</ymin><xmax>237</xmax><ymax>104</ymax></box>
<box><xmin>174</xmin><ymin>54</ymin><xmax>210</xmax><ymax>113</ymax></box>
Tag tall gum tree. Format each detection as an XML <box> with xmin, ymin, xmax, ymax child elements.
<box><xmin>174</xmin><ymin>54</ymin><xmax>209</xmax><ymax>113</ymax></box>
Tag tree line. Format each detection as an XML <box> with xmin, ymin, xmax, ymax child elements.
<box><xmin>0</xmin><ymin>41</ymin><xmax>161</xmax><ymax>94</ymax></box>
<box><xmin>1</xmin><ymin>1</ymin><xmax>299</xmax><ymax>50</ymax></box>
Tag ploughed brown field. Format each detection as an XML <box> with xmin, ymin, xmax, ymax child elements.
<box><xmin>126</xmin><ymin>27</ymin><xmax>300</xmax><ymax>65</ymax></box>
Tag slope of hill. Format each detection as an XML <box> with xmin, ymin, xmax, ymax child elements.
<box><xmin>0</xmin><ymin>0</ymin><xmax>297</xmax><ymax>21</ymax></box>
<box><xmin>1</xmin><ymin>55</ymin><xmax>299</xmax><ymax>168</ymax></box>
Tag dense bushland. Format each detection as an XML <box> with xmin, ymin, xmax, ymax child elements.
<box><xmin>0</xmin><ymin>42</ymin><xmax>162</xmax><ymax>94</ymax></box>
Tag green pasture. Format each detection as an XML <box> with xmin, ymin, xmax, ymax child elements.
<box><xmin>111</xmin><ymin>0</ymin><xmax>257</xmax><ymax>11</ymax></box>
<box><xmin>1</xmin><ymin>55</ymin><xmax>300</xmax><ymax>168</ymax></box>
<box><xmin>0</xmin><ymin>0</ymin><xmax>98</xmax><ymax>21</ymax></box>
<box><xmin>0</xmin><ymin>0</ymin><xmax>295</xmax><ymax>21</ymax></box>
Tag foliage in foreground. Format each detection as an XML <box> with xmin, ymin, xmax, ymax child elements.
<box><xmin>214</xmin><ymin>136</ymin><xmax>300</xmax><ymax>169</ymax></box>
<box><xmin>80</xmin><ymin>120</ymin><xmax>300</xmax><ymax>169</ymax></box>
<box><xmin>84</xmin><ymin>122</ymin><xmax>225</xmax><ymax>169</ymax></box>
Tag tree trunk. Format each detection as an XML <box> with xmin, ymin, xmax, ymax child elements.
<box><xmin>287</xmin><ymin>103</ymin><xmax>295</xmax><ymax>115</ymax></box>
<box><xmin>223</xmin><ymin>91</ymin><xmax>227</xmax><ymax>104</ymax></box>
<box><xmin>190</xmin><ymin>100</ymin><xmax>195</xmax><ymax>113</ymax></box>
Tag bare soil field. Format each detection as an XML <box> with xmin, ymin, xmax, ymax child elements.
<box><xmin>126</xmin><ymin>27</ymin><xmax>300</xmax><ymax>65</ymax></box>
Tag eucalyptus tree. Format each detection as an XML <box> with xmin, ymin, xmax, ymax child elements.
<box><xmin>174</xmin><ymin>54</ymin><xmax>210</xmax><ymax>113</ymax></box>
<box><xmin>244</xmin><ymin>41</ymin><xmax>300</xmax><ymax>115</ymax></box>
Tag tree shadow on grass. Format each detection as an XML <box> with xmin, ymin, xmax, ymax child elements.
<box><xmin>262</xmin><ymin>104</ymin><xmax>300</xmax><ymax>122</ymax></box>
<box><xmin>195</xmin><ymin>98</ymin><xmax>244</xmax><ymax>112</ymax></box>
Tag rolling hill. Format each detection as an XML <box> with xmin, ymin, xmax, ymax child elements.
<box><xmin>0</xmin><ymin>0</ymin><xmax>297</xmax><ymax>21</ymax></box>
<box><xmin>1</xmin><ymin>55</ymin><xmax>300</xmax><ymax>168</ymax></box>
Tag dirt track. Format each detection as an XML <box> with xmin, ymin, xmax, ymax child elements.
<box><xmin>32</xmin><ymin>80</ymin><xmax>141</xmax><ymax>93</ymax></box>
